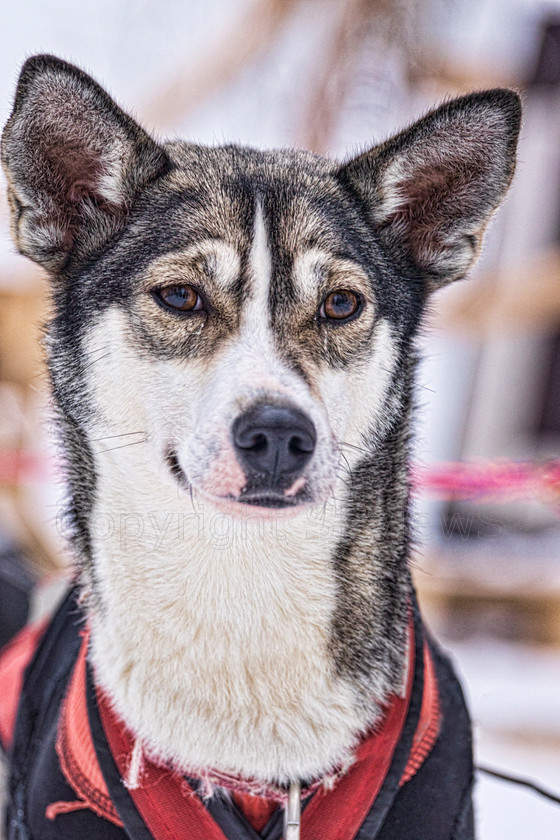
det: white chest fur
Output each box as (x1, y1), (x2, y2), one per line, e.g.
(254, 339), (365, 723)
(88, 456), (376, 783)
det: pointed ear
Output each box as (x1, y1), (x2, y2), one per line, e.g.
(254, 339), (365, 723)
(1, 55), (170, 273)
(338, 90), (521, 291)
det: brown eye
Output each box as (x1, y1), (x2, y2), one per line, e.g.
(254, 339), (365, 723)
(320, 289), (362, 322)
(154, 284), (203, 313)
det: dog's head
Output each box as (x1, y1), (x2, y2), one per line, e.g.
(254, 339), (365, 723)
(2, 56), (520, 526)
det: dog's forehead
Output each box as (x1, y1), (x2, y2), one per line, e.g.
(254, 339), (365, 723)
(160, 142), (359, 257)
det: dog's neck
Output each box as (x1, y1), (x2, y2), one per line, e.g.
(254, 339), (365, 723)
(82, 430), (411, 785)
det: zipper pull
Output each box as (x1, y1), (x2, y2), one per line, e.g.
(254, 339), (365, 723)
(283, 780), (301, 840)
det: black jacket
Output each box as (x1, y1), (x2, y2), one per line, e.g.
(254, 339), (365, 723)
(3, 589), (475, 840)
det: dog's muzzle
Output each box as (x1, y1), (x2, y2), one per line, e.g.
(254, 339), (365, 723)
(232, 404), (316, 505)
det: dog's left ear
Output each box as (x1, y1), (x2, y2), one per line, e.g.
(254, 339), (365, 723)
(338, 90), (521, 290)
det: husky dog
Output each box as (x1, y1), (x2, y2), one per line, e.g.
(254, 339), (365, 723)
(1, 55), (520, 840)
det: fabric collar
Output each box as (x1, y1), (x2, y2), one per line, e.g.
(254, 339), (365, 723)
(47, 619), (439, 839)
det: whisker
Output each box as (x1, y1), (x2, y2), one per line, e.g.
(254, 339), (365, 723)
(80, 352), (111, 372)
(27, 383), (45, 395)
(340, 452), (352, 475)
(86, 343), (111, 355)
(25, 370), (48, 382)
(339, 440), (369, 455)
(82, 344), (110, 360)
(97, 438), (147, 454)
(92, 431), (146, 442)
(335, 466), (351, 483)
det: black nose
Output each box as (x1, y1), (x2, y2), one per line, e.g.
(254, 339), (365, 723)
(232, 404), (316, 487)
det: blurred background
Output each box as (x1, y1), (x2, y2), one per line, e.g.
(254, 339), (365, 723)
(0, 0), (559, 835)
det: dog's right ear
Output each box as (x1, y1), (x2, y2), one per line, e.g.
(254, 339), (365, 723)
(1, 55), (170, 274)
